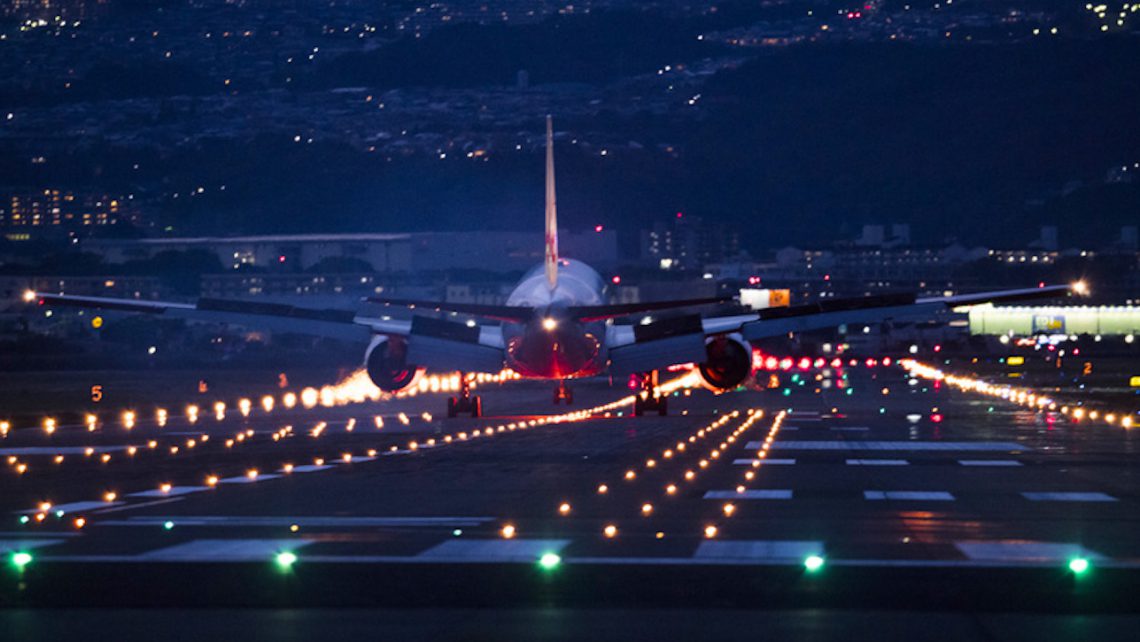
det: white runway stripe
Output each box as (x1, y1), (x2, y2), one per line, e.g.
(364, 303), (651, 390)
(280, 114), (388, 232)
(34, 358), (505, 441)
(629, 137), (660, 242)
(285, 464), (333, 473)
(846, 459), (909, 466)
(755, 441), (1029, 451)
(1021, 492), (1117, 502)
(704, 490), (793, 500)
(219, 474), (282, 484)
(137, 538), (312, 561)
(0, 539), (66, 553)
(694, 540), (823, 561)
(733, 458), (796, 465)
(128, 486), (211, 498)
(17, 500), (123, 515)
(958, 460), (1023, 467)
(864, 491), (955, 501)
(416, 539), (570, 562)
(105, 516), (495, 528)
(0, 446), (128, 455)
(955, 541), (1106, 562)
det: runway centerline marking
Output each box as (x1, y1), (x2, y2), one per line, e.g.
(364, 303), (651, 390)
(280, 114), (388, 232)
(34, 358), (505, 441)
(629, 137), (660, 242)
(704, 489), (793, 500)
(1021, 492), (1117, 502)
(864, 491), (955, 501)
(846, 459), (909, 466)
(757, 441), (1030, 451)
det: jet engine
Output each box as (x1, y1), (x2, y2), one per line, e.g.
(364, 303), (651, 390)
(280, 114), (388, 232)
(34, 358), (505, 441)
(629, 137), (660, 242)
(365, 336), (423, 392)
(697, 334), (753, 391)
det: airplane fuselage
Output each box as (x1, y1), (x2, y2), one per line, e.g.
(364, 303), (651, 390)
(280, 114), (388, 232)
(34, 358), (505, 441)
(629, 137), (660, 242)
(500, 259), (608, 379)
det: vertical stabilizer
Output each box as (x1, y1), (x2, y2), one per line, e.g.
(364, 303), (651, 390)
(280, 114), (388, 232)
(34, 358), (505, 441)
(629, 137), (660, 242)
(544, 115), (559, 291)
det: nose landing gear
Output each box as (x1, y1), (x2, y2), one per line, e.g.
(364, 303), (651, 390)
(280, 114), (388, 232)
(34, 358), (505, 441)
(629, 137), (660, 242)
(447, 373), (482, 418)
(633, 369), (668, 416)
(553, 380), (573, 405)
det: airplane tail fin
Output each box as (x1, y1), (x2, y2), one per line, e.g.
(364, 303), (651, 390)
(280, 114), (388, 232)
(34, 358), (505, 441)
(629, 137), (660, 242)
(544, 115), (559, 291)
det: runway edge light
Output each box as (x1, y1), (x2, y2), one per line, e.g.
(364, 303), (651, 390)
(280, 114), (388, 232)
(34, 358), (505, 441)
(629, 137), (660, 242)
(11, 551), (33, 569)
(1068, 557), (1090, 575)
(804, 555), (825, 572)
(538, 552), (562, 570)
(276, 551), (298, 569)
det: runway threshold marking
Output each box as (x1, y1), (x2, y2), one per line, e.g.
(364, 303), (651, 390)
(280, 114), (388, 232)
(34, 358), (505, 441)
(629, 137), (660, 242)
(958, 460), (1023, 466)
(416, 539), (571, 562)
(954, 541), (1107, 562)
(693, 540), (824, 561)
(136, 538), (313, 561)
(846, 459), (908, 466)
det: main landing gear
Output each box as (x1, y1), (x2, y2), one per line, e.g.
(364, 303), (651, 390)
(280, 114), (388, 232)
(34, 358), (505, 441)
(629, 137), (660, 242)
(553, 380), (574, 405)
(447, 373), (482, 418)
(633, 369), (668, 417)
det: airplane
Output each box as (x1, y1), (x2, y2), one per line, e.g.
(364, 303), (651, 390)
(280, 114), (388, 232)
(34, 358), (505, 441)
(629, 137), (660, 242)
(23, 116), (1081, 418)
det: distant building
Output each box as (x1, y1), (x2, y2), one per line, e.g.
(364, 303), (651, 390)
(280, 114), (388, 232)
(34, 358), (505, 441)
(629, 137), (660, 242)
(641, 215), (740, 271)
(0, 188), (143, 236)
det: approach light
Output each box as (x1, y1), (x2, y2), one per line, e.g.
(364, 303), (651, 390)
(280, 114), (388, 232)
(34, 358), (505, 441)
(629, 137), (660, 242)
(1071, 280), (1089, 296)
(804, 555), (825, 572)
(11, 551), (32, 569)
(541, 317), (558, 331)
(1068, 557), (1090, 574)
(276, 551), (298, 569)
(538, 552), (562, 570)
(22, 290), (36, 303)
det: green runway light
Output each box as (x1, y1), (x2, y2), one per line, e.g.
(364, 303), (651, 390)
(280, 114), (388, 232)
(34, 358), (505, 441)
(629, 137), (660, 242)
(452, 529), (463, 537)
(1068, 557), (1090, 574)
(163, 521), (175, 530)
(804, 555), (825, 572)
(538, 552), (562, 570)
(275, 551), (297, 569)
(18, 515), (29, 525)
(11, 551), (32, 569)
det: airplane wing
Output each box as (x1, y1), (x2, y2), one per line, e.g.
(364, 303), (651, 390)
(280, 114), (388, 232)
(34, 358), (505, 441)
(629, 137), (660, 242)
(26, 291), (409, 342)
(606, 283), (1077, 375)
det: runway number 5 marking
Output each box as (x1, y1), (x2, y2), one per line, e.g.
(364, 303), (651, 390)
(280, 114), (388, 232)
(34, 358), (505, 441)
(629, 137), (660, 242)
(91, 385), (103, 403)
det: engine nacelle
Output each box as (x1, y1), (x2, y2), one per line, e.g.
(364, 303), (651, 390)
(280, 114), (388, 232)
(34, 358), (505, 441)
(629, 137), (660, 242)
(697, 334), (753, 392)
(365, 336), (423, 392)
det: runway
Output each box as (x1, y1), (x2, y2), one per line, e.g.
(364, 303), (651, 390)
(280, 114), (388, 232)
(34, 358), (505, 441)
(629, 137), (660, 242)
(2, 359), (1140, 622)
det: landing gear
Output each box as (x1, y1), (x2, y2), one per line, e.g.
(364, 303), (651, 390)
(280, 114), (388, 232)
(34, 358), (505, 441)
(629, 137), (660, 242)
(447, 373), (482, 418)
(633, 370), (668, 417)
(553, 380), (574, 405)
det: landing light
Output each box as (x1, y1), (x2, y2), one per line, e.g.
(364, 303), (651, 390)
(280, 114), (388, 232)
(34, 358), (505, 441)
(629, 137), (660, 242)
(541, 317), (558, 331)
